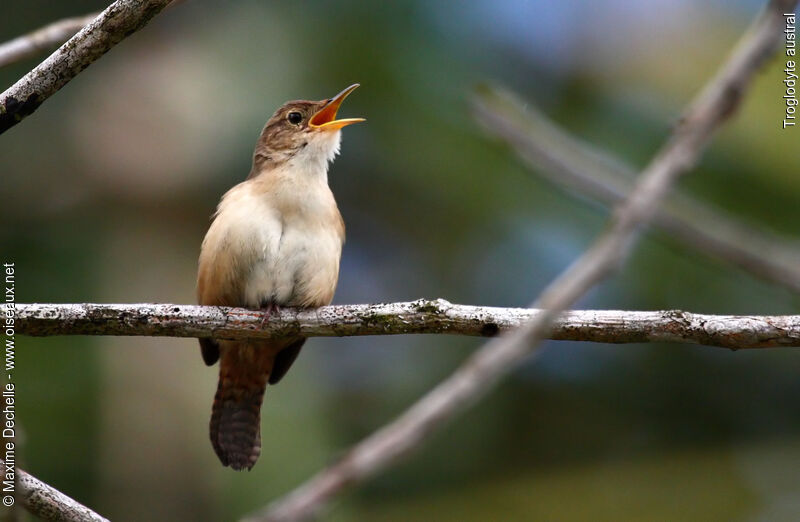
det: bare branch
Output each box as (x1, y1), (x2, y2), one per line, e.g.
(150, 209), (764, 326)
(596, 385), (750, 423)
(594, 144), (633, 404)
(0, 0), (172, 135)
(13, 301), (800, 350)
(0, 460), (110, 522)
(250, 2), (795, 521)
(0, 13), (99, 68)
(472, 87), (800, 294)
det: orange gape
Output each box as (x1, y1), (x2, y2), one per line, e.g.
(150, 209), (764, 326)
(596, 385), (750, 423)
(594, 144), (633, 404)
(197, 85), (363, 470)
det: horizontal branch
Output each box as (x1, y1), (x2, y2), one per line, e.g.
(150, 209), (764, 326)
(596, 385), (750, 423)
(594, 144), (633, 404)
(255, 2), (796, 520)
(14, 301), (800, 350)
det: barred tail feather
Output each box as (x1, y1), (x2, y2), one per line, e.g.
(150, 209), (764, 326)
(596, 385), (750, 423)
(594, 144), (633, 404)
(209, 341), (272, 471)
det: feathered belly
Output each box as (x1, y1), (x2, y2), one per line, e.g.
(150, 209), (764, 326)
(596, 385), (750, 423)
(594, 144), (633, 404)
(243, 225), (342, 308)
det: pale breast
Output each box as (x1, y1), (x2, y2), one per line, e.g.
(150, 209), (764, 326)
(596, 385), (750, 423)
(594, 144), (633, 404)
(198, 174), (344, 309)
(197, 182), (283, 307)
(267, 220), (343, 307)
(273, 169), (345, 307)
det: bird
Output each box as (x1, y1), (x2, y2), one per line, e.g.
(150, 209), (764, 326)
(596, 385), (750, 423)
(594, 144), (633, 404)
(196, 84), (364, 470)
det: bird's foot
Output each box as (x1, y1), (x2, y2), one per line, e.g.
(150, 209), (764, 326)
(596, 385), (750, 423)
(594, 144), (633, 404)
(259, 302), (280, 328)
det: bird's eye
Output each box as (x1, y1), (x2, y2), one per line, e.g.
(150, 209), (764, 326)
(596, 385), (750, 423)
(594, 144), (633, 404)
(287, 111), (303, 125)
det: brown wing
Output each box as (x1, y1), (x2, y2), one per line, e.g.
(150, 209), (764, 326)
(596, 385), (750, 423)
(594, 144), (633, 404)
(200, 338), (220, 366)
(197, 204), (248, 366)
(268, 338), (306, 384)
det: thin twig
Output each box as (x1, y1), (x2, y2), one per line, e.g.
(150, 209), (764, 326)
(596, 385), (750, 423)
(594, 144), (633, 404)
(472, 87), (800, 294)
(13, 301), (800, 350)
(0, 0), (172, 135)
(250, 2), (795, 521)
(0, 13), (100, 68)
(0, 460), (110, 522)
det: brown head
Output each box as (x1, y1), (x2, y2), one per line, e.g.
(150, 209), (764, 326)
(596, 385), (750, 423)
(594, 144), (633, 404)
(250, 84), (364, 176)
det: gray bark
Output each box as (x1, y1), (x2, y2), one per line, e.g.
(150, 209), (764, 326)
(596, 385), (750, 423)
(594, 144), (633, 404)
(15, 301), (800, 350)
(0, 0), (171, 134)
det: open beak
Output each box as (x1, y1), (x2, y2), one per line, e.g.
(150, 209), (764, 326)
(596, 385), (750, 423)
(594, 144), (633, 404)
(309, 84), (365, 130)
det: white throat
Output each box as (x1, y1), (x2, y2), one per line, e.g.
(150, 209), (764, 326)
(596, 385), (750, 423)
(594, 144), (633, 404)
(284, 129), (342, 183)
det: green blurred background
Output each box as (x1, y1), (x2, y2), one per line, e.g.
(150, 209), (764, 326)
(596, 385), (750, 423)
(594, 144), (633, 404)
(2, 1), (800, 520)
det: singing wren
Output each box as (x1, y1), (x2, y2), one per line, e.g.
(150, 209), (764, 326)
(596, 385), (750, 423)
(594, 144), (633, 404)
(197, 84), (364, 470)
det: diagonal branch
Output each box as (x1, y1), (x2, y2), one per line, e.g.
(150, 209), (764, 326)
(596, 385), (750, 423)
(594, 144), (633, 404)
(0, 0), (173, 135)
(1, 459), (110, 522)
(0, 12), (100, 68)
(250, 2), (795, 521)
(472, 87), (800, 294)
(14, 301), (800, 350)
